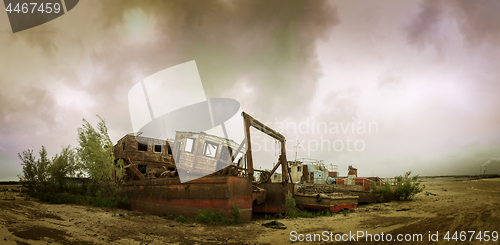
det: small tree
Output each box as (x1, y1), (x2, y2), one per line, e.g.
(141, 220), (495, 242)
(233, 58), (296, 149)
(370, 180), (392, 202)
(393, 171), (424, 200)
(37, 146), (51, 192)
(77, 116), (127, 207)
(49, 145), (78, 192)
(18, 146), (52, 193)
(18, 149), (37, 192)
(285, 192), (298, 218)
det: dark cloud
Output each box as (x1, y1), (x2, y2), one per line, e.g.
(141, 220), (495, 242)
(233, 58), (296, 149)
(3, 0), (500, 180)
(87, 0), (340, 122)
(451, 0), (500, 47)
(406, 0), (500, 50)
(3, 25), (58, 56)
(0, 1), (340, 180)
(0, 81), (62, 171)
(0, 82), (57, 137)
(405, 0), (448, 55)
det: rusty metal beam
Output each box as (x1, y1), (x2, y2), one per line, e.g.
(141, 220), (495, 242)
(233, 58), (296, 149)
(241, 112), (289, 183)
(281, 144), (289, 183)
(242, 112), (285, 142)
(232, 138), (246, 164)
(127, 158), (145, 180)
(269, 157), (281, 178)
(243, 114), (254, 179)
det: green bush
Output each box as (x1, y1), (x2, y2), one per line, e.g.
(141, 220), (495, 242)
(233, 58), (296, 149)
(18, 116), (129, 210)
(175, 215), (188, 223)
(370, 181), (392, 202)
(77, 117), (128, 206)
(393, 171), (424, 200)
(299, 211), (314, 218)
(288, 209), (299, 218)
(285, 193), (296, 210)
(318, 210), (336, 216)
(196, 210), (224, 224)
(231, 204), (241, 223)
(195, 205), (241, 225)
(285, 192), (299, 218)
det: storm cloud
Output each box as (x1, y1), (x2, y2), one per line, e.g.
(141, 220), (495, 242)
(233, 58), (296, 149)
(1, 0), (499, 180)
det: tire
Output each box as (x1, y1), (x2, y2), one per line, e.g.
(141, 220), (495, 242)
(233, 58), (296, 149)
(315, 194), (323, 202)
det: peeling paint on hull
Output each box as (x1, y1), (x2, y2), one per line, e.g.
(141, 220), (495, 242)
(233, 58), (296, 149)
(124, 176), (253, 221)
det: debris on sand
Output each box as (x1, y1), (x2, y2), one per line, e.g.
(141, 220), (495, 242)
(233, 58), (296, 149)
(262, 221), (286, 229)
(396, 208), (411, 212)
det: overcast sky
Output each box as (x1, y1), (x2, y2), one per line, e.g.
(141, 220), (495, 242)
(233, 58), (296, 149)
(1, 0), (500, 181)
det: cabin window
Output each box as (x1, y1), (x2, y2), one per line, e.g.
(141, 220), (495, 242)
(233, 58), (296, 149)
(138, 143), (148, 152)
(203, 141), (218, 158)
(154, 144), (162, 153)
(167, 145), (172, 155)
(184, 138), (195, 153)
(297, 166), (301, 172)
(122, 142), (125, 151)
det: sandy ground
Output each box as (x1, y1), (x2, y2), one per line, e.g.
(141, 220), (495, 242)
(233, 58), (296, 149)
(0, 178), (499, 245)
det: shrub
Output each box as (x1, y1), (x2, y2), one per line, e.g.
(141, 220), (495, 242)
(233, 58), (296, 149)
(18, 116), (130, 211)
(393, 171), (424, 200)
(175, 215), (188, 223)
(288, 209), (299, 218)
(196, 210), (224, 224)
(195, 205), (241, 225)
(285, 192), (298, 218)
(370, 181), (392, 202)
(285, 193), (296, 210)
(77, 117), (128, 206)
(18, 149), (37, 193)
(231, 204), (241, 224)
(298, 211), (314, 218)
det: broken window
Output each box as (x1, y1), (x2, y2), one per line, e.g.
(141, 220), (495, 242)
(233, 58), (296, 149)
(154, 144), (162, 153)
(167, 145), (172, 155)
(122, 142), (125, 151)
(184, 138), (195, 153)
(138, 143), (148, 152)
(203, 141), (218, 158)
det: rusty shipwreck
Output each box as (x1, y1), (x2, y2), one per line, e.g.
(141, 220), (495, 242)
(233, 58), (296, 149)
(114, 112), (294, 222)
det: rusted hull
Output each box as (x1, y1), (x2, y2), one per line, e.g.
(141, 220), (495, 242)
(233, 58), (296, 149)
(124, 176), (253, 222)
(252, 182), (294, 213)
(294, 193), (358, 212)
(352, 191), (378, 203)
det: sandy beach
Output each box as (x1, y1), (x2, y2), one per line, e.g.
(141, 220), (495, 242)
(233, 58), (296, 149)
(1, 178), (499, 244)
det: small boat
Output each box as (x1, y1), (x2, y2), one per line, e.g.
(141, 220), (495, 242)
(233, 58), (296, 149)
(294, 193), (358, 212)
